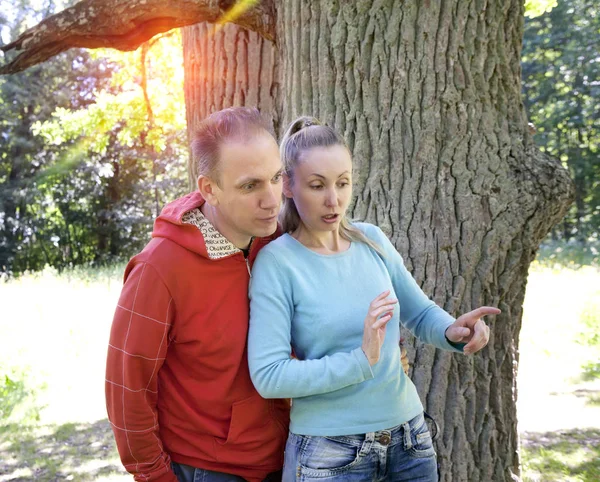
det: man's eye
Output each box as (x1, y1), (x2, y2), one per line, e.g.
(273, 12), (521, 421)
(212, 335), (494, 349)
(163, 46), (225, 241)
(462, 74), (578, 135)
(272, 173), (283, 182)
(242, 183), (255, 191)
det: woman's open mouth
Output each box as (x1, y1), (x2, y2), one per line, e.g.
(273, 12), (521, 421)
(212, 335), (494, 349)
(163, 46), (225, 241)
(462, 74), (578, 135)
(321, 214), (339, 224)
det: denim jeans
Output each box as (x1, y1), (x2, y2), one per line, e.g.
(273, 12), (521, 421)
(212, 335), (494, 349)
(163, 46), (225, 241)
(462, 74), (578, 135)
(282, 412), (438, 481)
(172, 462), (282, 482)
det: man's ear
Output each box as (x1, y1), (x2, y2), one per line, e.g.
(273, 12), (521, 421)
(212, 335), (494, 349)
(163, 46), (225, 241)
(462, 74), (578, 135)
(282, 174), (293, 199)
(197, 175), (220, 206)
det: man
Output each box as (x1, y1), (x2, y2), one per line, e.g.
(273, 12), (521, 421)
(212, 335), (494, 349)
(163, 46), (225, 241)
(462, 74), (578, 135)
(106, 107), (289, 482)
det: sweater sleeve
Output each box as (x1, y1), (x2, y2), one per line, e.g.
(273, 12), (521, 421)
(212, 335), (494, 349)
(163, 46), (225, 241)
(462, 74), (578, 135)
(105, 262), (178, 482)
(248, 250), (374, 399)
(366, 225), (464, 353)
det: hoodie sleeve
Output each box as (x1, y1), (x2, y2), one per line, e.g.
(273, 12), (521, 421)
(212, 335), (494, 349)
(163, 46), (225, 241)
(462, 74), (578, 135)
(362, 224), (464, 353)
(105, 262), (178, 482)
(248, 250), (374, 399)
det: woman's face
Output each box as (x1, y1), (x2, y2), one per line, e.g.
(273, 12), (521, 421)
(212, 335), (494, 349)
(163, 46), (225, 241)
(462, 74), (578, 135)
(284, 144), (353, 235)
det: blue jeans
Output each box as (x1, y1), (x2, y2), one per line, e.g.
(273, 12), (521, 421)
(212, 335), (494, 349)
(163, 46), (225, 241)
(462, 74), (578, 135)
(172, 462), (282, 482)
(282, 412), (438, 481)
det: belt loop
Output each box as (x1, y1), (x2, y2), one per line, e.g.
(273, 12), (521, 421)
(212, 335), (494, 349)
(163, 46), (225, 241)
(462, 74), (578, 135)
(402, 421), (412, 450)
(423, 410), (440, 441)
(359, 432), (375, 457)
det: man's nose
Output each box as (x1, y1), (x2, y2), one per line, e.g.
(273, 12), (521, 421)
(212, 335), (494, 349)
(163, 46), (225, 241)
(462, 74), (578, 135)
(261, 183), (280, 210)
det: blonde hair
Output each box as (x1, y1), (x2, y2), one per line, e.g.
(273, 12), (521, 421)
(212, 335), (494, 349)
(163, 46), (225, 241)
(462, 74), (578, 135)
(280, 116), (384, 256)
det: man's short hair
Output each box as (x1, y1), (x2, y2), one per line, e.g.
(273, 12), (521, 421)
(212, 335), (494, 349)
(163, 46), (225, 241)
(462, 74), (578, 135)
(190, 107), (274, 184)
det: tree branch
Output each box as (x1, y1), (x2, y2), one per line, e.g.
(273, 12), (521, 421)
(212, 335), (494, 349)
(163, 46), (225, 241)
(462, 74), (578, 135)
(0, 0), (275, 75)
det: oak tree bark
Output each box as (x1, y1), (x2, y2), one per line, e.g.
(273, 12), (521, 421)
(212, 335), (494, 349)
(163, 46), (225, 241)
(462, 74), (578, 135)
(2, 1), (574, 480)
(183, 5), (573, 478)
(182, 21), (277, 185)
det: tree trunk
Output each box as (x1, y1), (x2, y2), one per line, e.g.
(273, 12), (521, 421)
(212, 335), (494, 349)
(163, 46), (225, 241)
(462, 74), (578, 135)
(183, 2), (573, 481)
(182, 22), (278, 187)
(274, 1), (572, 480)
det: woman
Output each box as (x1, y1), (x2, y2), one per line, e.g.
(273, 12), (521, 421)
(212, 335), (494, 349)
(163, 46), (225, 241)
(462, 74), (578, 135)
(247, 117), (499, 481)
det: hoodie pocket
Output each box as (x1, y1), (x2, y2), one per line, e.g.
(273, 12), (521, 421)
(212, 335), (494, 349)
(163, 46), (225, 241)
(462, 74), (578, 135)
(224, 396), (270, 444)
(213, 396), (288, 467)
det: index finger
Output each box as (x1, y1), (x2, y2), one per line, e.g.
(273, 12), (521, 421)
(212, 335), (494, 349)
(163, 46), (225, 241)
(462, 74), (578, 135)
(466, 306), (501, 320)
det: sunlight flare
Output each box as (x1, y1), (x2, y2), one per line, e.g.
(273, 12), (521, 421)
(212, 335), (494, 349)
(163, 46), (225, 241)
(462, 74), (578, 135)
(214, 0), (260, 34)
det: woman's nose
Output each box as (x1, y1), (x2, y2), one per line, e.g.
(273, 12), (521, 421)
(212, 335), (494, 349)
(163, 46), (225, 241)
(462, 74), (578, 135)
(324, 189), (337, 207)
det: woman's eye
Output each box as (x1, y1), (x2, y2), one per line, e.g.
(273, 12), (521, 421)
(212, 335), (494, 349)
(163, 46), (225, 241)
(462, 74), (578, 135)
(310, 185), (323, 190)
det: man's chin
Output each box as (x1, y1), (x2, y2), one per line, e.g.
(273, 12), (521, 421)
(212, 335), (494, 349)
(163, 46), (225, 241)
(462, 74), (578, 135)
(251, 221), (278, 238)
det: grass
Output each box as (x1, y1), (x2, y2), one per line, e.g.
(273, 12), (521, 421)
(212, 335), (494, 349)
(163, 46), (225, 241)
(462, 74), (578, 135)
(0, 421), (126, 481)
(521, 429), (600, 482)
(577, 297), (600, 385)
(0, 265), (129, 481)
(0, 261), (599, 481)
(536, 239), (600, 269)
(519, 262), (600, 481)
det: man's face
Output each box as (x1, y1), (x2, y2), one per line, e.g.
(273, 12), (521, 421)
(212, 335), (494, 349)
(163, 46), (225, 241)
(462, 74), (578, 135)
(209, 132), (283, 248)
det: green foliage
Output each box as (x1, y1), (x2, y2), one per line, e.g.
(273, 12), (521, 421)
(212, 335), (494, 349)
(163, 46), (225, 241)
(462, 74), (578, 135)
(0, 366), (41, 424)
(0, 2), (188, 276)
(536, 239), (600, 268)
(525, 0), (558, 18)
(34, 31), (187, 156)
(0, 47), (110, 274)
(522, 0), (600, 244)
(0, 371), (27, 420)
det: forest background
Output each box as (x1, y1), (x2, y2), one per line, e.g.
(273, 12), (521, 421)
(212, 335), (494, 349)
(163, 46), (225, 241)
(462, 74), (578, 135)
(0, 0), (598, 275)
(0, 0), (599, 481)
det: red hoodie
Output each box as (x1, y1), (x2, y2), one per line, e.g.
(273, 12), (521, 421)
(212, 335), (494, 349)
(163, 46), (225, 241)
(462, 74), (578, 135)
(106, 192), (289, 482)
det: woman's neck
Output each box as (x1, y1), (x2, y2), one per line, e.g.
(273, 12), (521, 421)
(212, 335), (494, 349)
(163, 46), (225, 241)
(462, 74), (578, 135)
(291, 223), (350, 254)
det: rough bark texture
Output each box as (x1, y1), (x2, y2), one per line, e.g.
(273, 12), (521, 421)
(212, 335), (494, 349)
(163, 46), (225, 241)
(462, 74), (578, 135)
(0, 0), (275, 75)
(182, 21), (277, 185)
(274, 1), (573, 481)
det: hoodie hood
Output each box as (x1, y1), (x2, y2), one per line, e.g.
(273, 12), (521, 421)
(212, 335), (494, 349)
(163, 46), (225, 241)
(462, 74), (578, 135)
(151, 191), (280, 261)
(152, 191), (213, 258)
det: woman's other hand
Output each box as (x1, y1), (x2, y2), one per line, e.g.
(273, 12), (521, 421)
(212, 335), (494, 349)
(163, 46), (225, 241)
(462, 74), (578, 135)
(400, 338), (409, 375)
(362, 290), (397, 366)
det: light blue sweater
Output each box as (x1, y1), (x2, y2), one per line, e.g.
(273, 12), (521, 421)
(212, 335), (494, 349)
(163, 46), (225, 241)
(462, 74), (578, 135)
(248, 223), (462, 436)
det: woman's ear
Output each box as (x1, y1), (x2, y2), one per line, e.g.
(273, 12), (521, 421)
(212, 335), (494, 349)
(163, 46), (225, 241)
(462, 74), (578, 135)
(282, 174), (294, 199)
